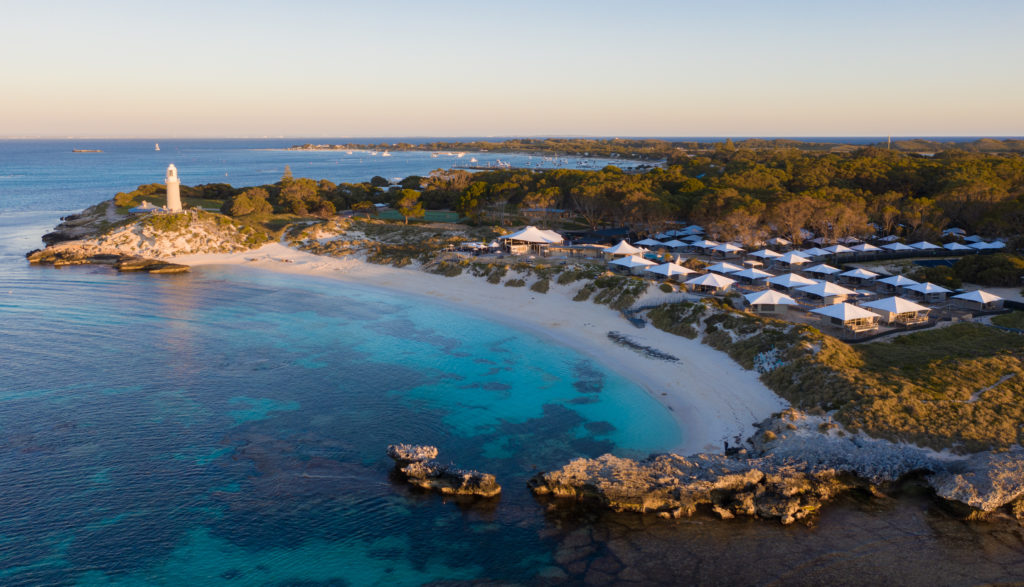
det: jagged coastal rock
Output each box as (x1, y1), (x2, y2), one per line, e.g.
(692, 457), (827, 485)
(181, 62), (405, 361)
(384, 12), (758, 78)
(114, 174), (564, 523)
(386, 443), (440, 464)
(530, 410), (1024, 524)
(386, 444), (501, 498)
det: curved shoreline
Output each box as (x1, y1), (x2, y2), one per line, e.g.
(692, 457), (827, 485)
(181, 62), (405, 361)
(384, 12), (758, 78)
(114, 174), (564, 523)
(173, 243), (788, 455)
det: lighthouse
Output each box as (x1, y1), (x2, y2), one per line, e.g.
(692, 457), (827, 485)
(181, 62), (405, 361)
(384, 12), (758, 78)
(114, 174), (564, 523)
(165, 164), (182, 212)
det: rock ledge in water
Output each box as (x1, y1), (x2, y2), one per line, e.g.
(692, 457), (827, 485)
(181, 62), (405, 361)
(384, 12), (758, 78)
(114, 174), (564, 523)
(387, 444), (501, 498)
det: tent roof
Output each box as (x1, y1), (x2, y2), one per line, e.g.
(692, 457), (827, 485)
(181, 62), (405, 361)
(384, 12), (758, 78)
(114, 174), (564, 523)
(776, 252), (811, 264)
(605, 240), (643, 255)
(744, 289), (798, 306)
(749, 248), (782, 259)
(499, 225), (563, 244)
(952, 289), (1003, 303)
(691, 239), (720, 248)
(905, 280), (950, 292)
(706, 262), (744, 274)
(798, 281), (857, 297)
(801, 247), (831, 257)
(805, 263), (841, 275)
(767, 237), (791, 245)
(943, 242), (973, 250)
(609, 255), (656, 268)
(635, 238), (664, 246)
(877, 275), (919, 286)
(909, 241), (940, 250)
(645, 262), (696, 277)
(811, 302), (879, 321)
(712, 243), (745, 253)
(850, 243), (882, 252)
(824, 244), (853, 254)
(685, 273), (736, 288)
(862, 296), (930, 314)
(839, 268), (879, 279)
(767, 272), (818, 287)
(661, 239), (687, 248)
(733, 267), (774, 280)
(882, 242), (913, 251)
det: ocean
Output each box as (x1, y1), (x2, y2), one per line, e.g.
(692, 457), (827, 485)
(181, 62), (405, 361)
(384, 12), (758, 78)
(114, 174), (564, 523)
(1, 139), (1023, 585)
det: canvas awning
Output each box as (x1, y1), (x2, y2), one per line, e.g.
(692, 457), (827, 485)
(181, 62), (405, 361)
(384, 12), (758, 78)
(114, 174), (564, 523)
(499, 225), (563, 244)
(604, 240), (643, 255)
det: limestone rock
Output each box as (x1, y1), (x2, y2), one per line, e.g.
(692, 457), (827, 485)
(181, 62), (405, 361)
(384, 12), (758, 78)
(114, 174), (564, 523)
(400, 461), (501, 498)
(386, 444), (439, 464)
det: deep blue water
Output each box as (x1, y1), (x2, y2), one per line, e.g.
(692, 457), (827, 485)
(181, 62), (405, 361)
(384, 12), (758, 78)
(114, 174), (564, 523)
(3, 140), (1024, 585)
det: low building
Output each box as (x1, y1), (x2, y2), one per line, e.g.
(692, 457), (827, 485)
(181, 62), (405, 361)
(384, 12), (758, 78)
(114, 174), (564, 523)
(951, 290), (1004, 312)
(876, 275), (919, 294)
(684, 272), (736, 295)
(744, 289), (798, 315)
(838, 267), (879, 286)
(609, 255), (657, 275)
(796, 281), (857, 305)
(498, 225), (563, 255)
(767, 272), (818, 292)
(903, 281), (952, 303)
(644, 262), (696, 282)
(811, 302), (879, 335)
(861, 296), (931, 325)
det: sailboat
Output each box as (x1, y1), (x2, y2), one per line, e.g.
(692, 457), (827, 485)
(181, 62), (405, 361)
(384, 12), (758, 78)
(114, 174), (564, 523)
(155, 143), (160, 151)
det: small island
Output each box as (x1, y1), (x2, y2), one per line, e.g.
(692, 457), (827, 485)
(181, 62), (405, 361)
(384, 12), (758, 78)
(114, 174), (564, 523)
(28, 142), (1024, 525)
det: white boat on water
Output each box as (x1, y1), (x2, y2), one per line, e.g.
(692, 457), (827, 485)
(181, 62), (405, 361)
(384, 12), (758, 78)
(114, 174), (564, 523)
(431, 153), (439, 158)
(457, 152), (465, 158)
(154, 143), (160, 151)
(381, 151), (391, 157)
(370, 151), (378, 156)
(346, 150), (353, 155)
(470, 157), (477, 163)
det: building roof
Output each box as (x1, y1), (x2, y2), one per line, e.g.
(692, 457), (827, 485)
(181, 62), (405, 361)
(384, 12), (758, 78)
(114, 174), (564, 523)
(951, 289), (1003, 303)
(824, 244), (854, 254)
(838, 268), (879, 279)
(634, 238), (664, 246)
(882, 242), (914, 251)
(876, 275), (919, 287)
(645, 262), (696, 277)
(850, 243), (882, 252)
(862, 296), (930, 315)
(744, 289), (798, 306)
(604, 240), (644, 255)
(797, 281), (857, 297)
(691, 239), (720, 248)
(805, 263), (841, 275)
(801, 247), (831, 257)
(811, 302), (879, 321)
(909, 241), (941, 250)
(732, 267), (774, 280)
(748, 248), (782, 259)
(609, 255), (657, 268)
(767, 237), (791, 246)
(499, 225), (563, 244)
(661, 239), (687, 248)
(712, 242), (745, 254)
(684, 273), (736, 288)
(705, 262), (744, 274)
(904, 282), (952, 294)
(767, 272), (818, 288)
(943, 242), (973, 251)
(776, 251), (811, 265)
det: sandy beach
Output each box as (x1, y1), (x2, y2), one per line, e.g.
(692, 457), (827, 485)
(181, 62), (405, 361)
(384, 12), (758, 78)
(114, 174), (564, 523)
(174, 243), (788, 456)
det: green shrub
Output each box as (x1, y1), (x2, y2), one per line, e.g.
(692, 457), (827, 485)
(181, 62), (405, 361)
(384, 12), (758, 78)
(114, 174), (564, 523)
(659, 283), (673, 293)
(530, 278), (550, 293)
(954, 254), (1024, 286)
(911, 265), (962, 289)
(504, 278), (526, 287)
(573, 284), (595, 301)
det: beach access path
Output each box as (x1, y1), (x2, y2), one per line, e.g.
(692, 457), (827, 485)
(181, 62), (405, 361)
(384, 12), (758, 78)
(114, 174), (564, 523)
(173, 243), (788, 456)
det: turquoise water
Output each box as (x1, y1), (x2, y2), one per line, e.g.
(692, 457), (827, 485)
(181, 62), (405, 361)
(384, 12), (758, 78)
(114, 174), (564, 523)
(4, 141), (1024, 585)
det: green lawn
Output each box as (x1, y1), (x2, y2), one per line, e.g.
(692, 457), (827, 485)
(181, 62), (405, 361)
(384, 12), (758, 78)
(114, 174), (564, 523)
(992, 312), (1024, 330)
(375, 210), (461, 223)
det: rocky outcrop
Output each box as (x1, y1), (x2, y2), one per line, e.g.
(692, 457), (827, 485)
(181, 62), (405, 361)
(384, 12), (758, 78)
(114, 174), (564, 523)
(530, 410), (1024, 524)
(26, 246), (189, 274)
(930, 450), (1024, 515)
(529, 453), (851, 525)
(386, 444), (501, 498)
(386, 443), (439, 465)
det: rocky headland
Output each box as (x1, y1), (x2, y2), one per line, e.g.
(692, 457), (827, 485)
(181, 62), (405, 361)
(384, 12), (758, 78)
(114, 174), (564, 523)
(530, 409), (1024, 524)
(27, 202), (270, 273)
(387, 444), (501, 498)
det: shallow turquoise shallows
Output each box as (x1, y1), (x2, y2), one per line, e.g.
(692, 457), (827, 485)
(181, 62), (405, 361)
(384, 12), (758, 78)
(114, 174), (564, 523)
(0, 242), (680, 584)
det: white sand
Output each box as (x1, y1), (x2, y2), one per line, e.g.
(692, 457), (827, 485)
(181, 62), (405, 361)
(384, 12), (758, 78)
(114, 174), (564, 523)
(174, 244), (788, 455)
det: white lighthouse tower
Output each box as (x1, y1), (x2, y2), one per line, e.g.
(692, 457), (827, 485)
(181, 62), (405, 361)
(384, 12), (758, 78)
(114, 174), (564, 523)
(165, 164), (182, 212)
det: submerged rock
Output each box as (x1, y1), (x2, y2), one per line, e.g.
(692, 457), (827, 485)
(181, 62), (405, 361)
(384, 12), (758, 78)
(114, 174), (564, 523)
(386, 444), (500, 498)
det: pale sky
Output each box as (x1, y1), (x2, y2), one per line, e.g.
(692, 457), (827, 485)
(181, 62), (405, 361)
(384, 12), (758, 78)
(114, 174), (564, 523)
(1, 0), (1021, 137)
